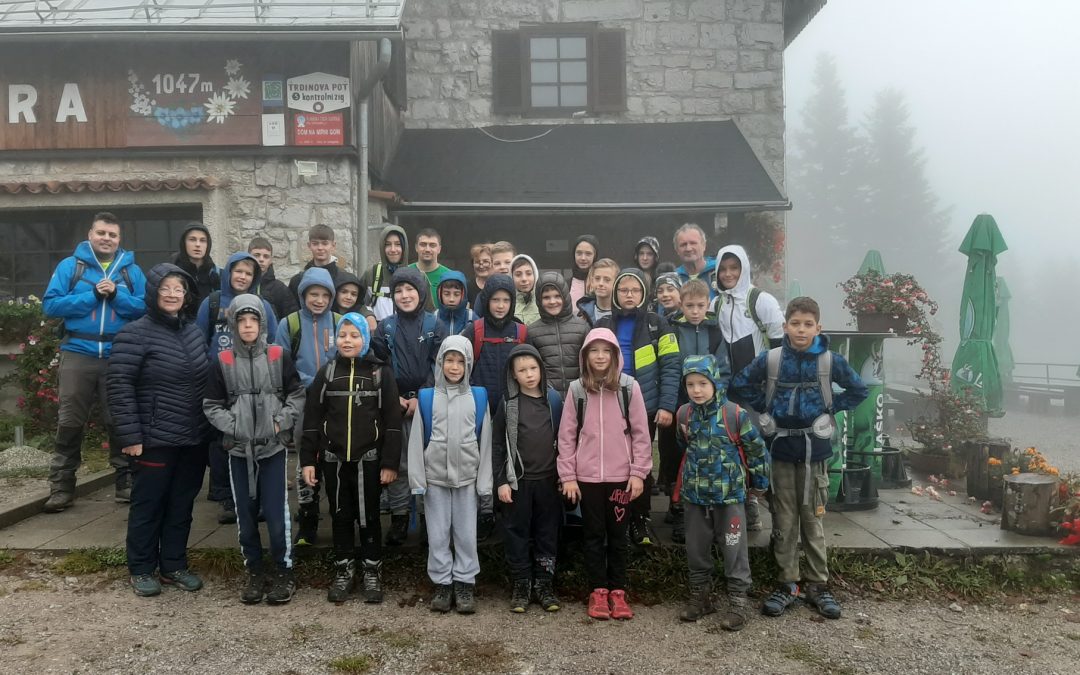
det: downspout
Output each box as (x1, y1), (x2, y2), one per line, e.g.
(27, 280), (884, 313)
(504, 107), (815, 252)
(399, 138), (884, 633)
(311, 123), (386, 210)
(351, 37), (393, 275)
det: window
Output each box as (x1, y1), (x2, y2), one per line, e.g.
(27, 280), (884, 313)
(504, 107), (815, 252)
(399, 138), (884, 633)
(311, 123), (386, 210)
(492, 26), (626, 115)
(0, 206), (201, 299)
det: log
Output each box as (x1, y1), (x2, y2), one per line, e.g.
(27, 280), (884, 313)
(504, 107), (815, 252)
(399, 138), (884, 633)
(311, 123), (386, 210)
(1000, 473), (1059, 536)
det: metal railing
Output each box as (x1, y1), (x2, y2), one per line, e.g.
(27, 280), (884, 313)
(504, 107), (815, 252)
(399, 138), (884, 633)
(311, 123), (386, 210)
(1009, 362), (1080, 389)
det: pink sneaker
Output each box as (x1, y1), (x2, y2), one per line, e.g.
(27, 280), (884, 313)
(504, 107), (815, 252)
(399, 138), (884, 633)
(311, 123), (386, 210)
(587, 588), (610, 620)
(609, 589), (634, 620)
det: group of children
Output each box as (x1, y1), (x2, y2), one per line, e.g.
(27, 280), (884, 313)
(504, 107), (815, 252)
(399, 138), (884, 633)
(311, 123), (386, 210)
(194, 224), (867, 629)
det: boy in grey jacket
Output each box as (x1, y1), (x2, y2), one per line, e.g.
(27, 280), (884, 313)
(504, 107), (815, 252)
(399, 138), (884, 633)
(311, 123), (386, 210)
(204, 294), (305, 605)
(408, 335), (493, 614)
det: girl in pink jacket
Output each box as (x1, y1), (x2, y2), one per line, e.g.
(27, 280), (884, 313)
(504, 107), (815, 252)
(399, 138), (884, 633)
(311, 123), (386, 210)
(558, 328), (652, 621)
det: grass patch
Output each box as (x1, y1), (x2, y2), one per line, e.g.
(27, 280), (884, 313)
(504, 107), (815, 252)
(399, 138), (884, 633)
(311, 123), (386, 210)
(780, 642), (855, 675)
(289, 622), (324, 642)
(14, 579), (51, 592)
(52, 547), (126, 576)
(377, 629), (421, 650)
(426, 639), (511, 674)
(854, 626), (878, 640)
(187, 548), (244, 578)
(0, 466), (48, 479)
(327, 654), (377, 674)
(0, 550), (15, 569)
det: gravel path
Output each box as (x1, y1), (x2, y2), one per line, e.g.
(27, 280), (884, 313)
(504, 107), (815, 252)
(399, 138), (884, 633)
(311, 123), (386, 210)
(0, 564), (1076, 674)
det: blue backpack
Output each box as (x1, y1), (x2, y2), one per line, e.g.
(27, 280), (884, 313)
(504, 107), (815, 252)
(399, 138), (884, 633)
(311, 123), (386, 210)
(417, 386), (488, 446)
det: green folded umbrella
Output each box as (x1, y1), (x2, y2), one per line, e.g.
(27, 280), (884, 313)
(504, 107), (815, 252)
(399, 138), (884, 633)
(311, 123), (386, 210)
(858, 249), (886, 275)
(994, 277), (1015, 384)
(951, 214), (1008, 417)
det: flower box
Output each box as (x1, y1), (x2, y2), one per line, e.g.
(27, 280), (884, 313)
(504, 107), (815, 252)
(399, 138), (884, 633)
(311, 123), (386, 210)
(904, 447), (966, 479)
(964, 440), (1009, 504)
(856, 312), (908, 335)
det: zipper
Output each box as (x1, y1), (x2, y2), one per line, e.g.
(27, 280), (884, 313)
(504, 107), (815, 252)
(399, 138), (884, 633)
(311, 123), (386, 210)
(555, 321), (566, 389)
(598, 389), (604, 481)
(310, 318), (320, 371)
(95, 252), (116, 358)
(346, 359), (355, 461)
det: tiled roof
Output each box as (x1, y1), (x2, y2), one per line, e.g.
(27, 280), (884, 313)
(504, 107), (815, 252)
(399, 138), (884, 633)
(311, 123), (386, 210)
(0, 177), (225, 194)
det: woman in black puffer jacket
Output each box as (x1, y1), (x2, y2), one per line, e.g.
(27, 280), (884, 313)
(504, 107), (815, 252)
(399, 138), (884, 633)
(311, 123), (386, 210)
(526, 271), (589, 398)
(107, 263), (210, 598)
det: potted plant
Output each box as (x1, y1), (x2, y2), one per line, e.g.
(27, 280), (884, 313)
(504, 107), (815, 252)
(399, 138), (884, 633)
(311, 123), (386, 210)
(905, 382), (988, 478)
(986, 446), (1059, 508)
(838, 269), (938, 335)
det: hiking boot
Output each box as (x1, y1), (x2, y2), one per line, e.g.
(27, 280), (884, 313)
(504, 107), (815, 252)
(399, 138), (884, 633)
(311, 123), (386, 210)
(114, 472), (132, 504)
(218, 500), (237, 525)
(294, 506), (318, 546)
(130, 573), (161, 597)
(43, 491), (74, 513)
(534, 577), (561, 612)
(587, 588), (610, 620)
(746, 495), (762, 532)
(361, 559), (384, 604)
(327, 559), (355, 603)
(629, 515), (654, 547)
(804, 584), (842, 619)
(509, 578), (530, 613)
(430, 583), (453, 613)
(679, 583), (715, 622)
(160, 569), (203, 592)
(608, 589), (634, 620)
(454, 581), (476, 614)
(266, 569), (296, 605)
(384, 514), (408, 546)
(240, 571), (265, 604)
(477, 512), (496, 542)
(762, 582), (800, 617)
(719, 592), (750, 631)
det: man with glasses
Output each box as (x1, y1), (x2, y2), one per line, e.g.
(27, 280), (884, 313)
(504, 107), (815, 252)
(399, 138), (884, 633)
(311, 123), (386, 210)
(42, 212), (148, 512)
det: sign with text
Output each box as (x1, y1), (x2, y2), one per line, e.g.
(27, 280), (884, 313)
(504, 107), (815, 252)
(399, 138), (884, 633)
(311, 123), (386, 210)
(292, 113), (344, 146)
(286, 72), (350, 113)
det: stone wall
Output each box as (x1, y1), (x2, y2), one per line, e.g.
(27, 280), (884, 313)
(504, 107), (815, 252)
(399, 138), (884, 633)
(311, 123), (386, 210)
(402, 0), (785, 184)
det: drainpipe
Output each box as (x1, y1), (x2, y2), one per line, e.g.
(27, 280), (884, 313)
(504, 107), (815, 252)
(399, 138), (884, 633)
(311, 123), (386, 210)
(352, 37), (393, 275)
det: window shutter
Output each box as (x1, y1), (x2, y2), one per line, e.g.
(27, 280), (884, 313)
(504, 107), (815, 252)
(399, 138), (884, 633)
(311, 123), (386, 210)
(492, 30), (524, 113)
(383, 38), (408, 111)
(592, 29), (626, 112)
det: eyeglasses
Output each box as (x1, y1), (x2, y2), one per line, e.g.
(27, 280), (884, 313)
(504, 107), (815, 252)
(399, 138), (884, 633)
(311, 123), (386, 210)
(158, 287), (187, 297)
(617, 288), (643, 296)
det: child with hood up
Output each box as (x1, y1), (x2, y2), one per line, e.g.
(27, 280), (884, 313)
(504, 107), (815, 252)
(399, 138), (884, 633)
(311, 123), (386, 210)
(408, 335), (493, 614)
(364, 223), (409, 321)
(510, 254), (541, 326)
(435, 270), (475, 335)
(633, 236), (660, 296)
(569, 235), (599, 308)
(334, 270), (377, 332)
(526, 270), (589, 398)
(172, 221), (219, 311)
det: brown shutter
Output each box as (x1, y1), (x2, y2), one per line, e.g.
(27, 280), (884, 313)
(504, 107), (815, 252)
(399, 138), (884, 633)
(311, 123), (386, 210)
(592, 29), (626, 112)
(383, 38), (408, 111)
(492, 30), (524, 114)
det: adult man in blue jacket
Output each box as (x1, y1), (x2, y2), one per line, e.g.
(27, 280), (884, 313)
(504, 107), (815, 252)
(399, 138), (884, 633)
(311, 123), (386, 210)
(42, 212), (147, 512)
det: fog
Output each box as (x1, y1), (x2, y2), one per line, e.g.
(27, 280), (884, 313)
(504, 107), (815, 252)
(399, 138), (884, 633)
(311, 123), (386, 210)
(783, 0), (1080, 371)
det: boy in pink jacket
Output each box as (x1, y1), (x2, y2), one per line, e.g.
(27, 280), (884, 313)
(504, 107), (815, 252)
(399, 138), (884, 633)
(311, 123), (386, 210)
(559, 328), (653, 621)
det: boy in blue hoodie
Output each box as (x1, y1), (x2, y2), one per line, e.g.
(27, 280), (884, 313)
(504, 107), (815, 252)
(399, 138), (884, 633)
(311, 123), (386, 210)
(435, 270), (474, 335)
(196, 251), (279, 524)
(731, 296), (868, 620)
(275, 267), (339, 546)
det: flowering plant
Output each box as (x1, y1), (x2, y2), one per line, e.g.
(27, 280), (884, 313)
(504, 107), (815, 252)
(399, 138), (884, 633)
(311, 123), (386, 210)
(839, 269), (939, 332)
(740, 212), (785, 284)
(0, 295), (47, 344)
(1052, 472), (1080, 545)
(988, 446), (1060, 478)
(0, 299), (62, 436)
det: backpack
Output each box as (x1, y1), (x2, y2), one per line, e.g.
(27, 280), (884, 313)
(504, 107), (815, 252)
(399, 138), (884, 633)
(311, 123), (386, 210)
(207, 290), (228, 344)
(470, 318), (527, 362)
(381, 312), (439, 374)
(317, 358), (382, 407)
(285, 310), (344, 355)
(568, 374), (634, 441)
(763, 346), (834, 412)
(217, 345), (285, 404)
(370, 262), (387, 298)
(69, 259), (134, 294)
(672, 399), (744, 504)
(416, 386), (488, 446)
(714, 287), (766, 338)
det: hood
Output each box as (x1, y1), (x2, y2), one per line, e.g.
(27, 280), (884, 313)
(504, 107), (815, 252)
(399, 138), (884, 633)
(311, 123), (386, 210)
(510, 253), (539, 297)
(783, 332), (830, 355)
(389, 266), (429, 317)
(437, 268), (468, 296)
(477, 274), (516, 326)
(379, 223), (409, 267)
(297, 266), (336, 313)
(435, 335), (474, 391)
(635, 236), (660, 269)
(613, 267), (647, 312)
(226, 293), (268, 352)
(334, 270), (366, 311)
(145, 262), (196, 322)
(175, 222), (213, 267)
(571, 235), (599, 279)
(715, 244), (752, 299)
(222, 251), (263, 298)
(74, 240), (131, 270)
(682, 354), (727, 404)
(335, 312), (372, 359)
(503, 343), (547, 400)
(578, 327), (625, 375)
(536, 270), (571, 320)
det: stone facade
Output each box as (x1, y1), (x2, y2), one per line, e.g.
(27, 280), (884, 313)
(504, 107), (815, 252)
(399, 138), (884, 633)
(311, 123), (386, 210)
(402, 0), (786, 185)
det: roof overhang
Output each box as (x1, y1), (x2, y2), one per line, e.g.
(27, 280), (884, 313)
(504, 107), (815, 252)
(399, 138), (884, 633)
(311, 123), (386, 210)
(385, 120), (790, 216)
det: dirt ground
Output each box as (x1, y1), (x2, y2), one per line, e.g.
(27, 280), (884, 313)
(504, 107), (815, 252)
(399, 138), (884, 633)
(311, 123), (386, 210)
(0, 556), (1077, 675)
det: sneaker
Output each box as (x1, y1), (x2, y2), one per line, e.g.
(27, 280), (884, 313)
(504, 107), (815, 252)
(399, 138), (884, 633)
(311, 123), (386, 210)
(477, 512), (496, 542)
(327, 559), (355, 603)
(587, 588), (610, 620)
(719, 592), (749, 631)
(266, 569), (296, 605)
(160, 569), (203, 592)
(679, 583), (715, 622)
(454, 581), (476, 614)
(509, 578), (530, 613)
(240, 571), (265, 604)
(629, 515), (654, 547)
(430, 583), (453, 613)
(804, 584), (842, 619)
(130, 573), (161, 597)
(384, 514), (408, 546)
(218, 500), (237, 525)
(43, 491), (74, 513)
(608, 589), (634, 620)
(534, 577), (560, 612)
(361, 560), (383, 604)
(746, 495), (762, 532)
(762, 582), (800, 617)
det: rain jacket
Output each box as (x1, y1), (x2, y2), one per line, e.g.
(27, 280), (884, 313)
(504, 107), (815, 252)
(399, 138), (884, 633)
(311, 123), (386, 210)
(435, 269), (475, 335)
(492, 344), (563, 491)
(171, 222), (219, 309)
(510, 253), (541, 326)
(408, 335), (493, 495)
(596, 268), (681, 415)
(333, 270), (374, 320)
(526, 271), (589, 397)
(107, 264), (209, 449)
(364, 223), (409, 321)
(203, 294), (305, 495)
(676, 255), (718, 299)
(372, 267), (444, 395)
(667, 310), (732, 402)
(275, 267), (338, 387)
(569, 234), (598, 308)
(557, 328), (652, 485)
(196, 252), (278, 361)
(460, 274), (526, 413)
(675, 355), (768, 506)
(713, 244), (785, 378)
(44, 241), (148, 359)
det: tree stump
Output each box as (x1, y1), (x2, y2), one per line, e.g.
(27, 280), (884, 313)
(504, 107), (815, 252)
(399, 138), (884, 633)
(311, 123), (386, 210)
(1000, 473), (1059, 536)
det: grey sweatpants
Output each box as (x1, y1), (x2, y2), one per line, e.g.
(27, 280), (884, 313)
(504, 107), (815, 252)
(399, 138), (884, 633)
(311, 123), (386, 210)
(685, 502), (752, 592)
(424, 484), (479, 585)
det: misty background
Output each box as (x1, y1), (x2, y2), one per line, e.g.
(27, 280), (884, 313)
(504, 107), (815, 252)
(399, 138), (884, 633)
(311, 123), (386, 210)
(782, 0), (1079, 381)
